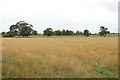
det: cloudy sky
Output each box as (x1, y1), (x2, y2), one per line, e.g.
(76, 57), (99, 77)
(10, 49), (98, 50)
(0, 0), (119, 33)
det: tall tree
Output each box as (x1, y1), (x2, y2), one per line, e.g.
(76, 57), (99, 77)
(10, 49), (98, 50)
(9, 25), (18, 32)
(2, 32), (6, 37)
(61, 29), (66, 35)
(19, 26), (33, 36)
(76, 30), (82, 35)
(9, 21), (33, 36)
(99, 26), (109, 37)
(54, 30), (61, 36)
(32, 30), (38, 35)
(83, 29), (90, 37)
(43, 28), (53, 36)
(64, 30), (73, 35)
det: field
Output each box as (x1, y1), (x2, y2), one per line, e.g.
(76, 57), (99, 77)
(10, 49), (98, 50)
(2, 36), (118, 78)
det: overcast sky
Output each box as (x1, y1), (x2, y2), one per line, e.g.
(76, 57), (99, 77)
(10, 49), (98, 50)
(0, 0), (119, 33)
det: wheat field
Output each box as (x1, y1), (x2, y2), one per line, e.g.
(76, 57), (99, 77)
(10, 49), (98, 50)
(2, 36), (118, 78)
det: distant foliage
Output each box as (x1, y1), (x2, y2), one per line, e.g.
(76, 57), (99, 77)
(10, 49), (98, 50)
(43, 29), (76, 36)
(61, 29), (66, 35)
(2, 21), (38, 37)
(83, 29), (90, 37)
(65, 30), (73, 35)
(99, 26), (110, 37)
(32, 30), (38, 35)
(76, 30), (83, 35)
(2, 21), (113, 38)
(2, 31), (17, 37)
(43, 28), (54, 36)
(10, 21), (33, 37)
(2, 32), (5, 36)
(54, 30), (61, 36)
(19, 26), (33, 36)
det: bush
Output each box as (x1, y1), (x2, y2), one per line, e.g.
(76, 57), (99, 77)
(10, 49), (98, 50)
(2, 31), (16, 37)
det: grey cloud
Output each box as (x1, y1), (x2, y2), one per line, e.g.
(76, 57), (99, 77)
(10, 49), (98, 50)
(93, 0), (118, 12)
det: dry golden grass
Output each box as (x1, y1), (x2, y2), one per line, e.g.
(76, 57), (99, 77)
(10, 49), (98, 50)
(2, 36), (118, 78)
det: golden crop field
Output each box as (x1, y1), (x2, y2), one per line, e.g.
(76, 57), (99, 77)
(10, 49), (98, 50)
(2, 36), (118, 78)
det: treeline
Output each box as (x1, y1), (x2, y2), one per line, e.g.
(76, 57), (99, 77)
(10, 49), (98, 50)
(43, 28), (90, 36)
(1, 21), (114, 37)
(43, 28), (118, 37)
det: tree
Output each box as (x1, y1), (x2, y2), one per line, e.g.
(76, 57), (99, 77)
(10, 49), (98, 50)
(19, 26), (33, 36)
(76, 30), (82, 35)
(9, 25), (18, 32)
(43, 28), (53, 36)
(9, 21), (34, 36)
(2, 32), (5, 37)
(54, 30), (61, 36)
(64, 30), (73, 35)
(99, 26), (109, 37)
(65, 30), (69, 35)
(68, 30), (73, 35)
(32, 30), (38, 35)
(2, 31), (16, 37)
(61, 29), (66, 35)
(83, 29), (90, 37)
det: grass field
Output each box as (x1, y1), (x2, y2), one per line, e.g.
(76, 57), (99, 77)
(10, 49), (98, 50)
(2, 36), (118, 78)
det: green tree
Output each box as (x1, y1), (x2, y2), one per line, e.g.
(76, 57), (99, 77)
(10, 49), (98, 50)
(65, 30), (73, 35)
(54, 30), (61, 36)
(10, 21), (33, 36)
(9, 25), (18, 32)
(43, 28), (53, 36)
(61, 29), (66, 35)
(99, 26), (109, 37)
(32, 30), (38, 35)
(76, 30), (82, 35)
(2, 32), (5, 37)
(3, 31), (16, 37)
(19, 26), (33, 36)
(83, 29), (90, 37)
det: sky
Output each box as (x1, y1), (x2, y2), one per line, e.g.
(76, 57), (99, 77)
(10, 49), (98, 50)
(0, 0), (119, 34)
